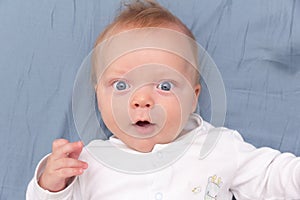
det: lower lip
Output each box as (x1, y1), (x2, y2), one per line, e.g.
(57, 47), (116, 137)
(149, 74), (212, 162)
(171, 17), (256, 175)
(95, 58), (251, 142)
(132, 124), (156, 135)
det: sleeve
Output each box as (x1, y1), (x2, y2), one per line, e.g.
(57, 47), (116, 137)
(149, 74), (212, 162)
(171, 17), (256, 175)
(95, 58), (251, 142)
(230, 131), (300, 199)
(26, 154), (80, 200)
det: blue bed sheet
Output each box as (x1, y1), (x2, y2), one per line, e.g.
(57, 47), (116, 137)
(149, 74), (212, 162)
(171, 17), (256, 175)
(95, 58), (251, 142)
(0, 0), (299, 199)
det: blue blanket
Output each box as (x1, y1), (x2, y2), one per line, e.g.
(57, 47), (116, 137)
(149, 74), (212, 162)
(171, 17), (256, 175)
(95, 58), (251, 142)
(0, 0), (299, 199)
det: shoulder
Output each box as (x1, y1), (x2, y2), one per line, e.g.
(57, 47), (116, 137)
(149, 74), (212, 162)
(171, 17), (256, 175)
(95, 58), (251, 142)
(192, 117), (245, 159)
(189, 113), (242, 142)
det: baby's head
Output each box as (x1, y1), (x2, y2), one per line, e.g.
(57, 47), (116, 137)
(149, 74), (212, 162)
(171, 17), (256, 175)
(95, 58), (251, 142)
(93, 0), (201, 152)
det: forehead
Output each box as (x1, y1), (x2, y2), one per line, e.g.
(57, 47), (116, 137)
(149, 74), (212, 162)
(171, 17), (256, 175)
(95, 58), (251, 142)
(101, 49), (198, 86)
(107, 49), (187, 73)
(92, 27), (198, 83)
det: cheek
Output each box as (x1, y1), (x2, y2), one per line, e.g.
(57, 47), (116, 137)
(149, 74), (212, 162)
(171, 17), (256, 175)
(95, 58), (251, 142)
(164, 90), (195, 129)
(160, 98), (182, 124)
(96, 86), (112, 111)
(96, 88), (104, 110)
(96, 89), (113, 123)
(100, 105), (121, 136)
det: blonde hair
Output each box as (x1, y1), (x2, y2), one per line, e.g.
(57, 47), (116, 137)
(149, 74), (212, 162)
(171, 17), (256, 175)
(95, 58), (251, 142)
(92, 0), (200, 85)
(95, 0), (196, 45)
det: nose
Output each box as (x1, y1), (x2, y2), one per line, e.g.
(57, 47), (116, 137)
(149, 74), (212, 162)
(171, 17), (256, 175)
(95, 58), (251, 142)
(130, 87), (154, 109)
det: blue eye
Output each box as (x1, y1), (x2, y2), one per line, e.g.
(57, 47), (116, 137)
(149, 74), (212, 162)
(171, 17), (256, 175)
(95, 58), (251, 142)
(113, 80), (130, 91)
(157, 81), (173, 91)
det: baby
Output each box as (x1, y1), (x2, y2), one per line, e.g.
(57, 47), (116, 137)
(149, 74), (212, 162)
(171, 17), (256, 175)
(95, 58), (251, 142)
(27, 1), (300, 199)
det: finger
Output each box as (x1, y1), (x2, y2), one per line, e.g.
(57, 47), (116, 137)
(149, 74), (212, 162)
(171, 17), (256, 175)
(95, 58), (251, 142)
(52, 139), (69, 152)
(53, 158), (88, 171)
(56, 167), (85, 179)
(52, 141), (83, 159)
(69, 141), (84, 160)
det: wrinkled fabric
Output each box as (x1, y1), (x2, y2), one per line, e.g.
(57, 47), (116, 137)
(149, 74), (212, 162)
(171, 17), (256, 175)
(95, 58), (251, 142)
(26, 115), (300, 200)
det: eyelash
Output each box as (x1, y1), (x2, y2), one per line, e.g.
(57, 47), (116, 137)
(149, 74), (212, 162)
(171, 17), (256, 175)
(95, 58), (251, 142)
(112, 80), (130, 91)
(156, 81), (174, 91)
(111, 80), (176, 92)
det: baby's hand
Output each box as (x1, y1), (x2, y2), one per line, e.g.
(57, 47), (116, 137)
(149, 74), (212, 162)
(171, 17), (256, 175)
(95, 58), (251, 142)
(38, 139), (88, 192)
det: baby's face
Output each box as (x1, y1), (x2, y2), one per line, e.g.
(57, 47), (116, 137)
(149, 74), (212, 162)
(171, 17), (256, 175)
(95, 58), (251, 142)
(95, 48), (200, 152)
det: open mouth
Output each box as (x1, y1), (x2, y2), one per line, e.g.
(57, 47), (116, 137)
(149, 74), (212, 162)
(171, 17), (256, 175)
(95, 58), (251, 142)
(132, 120), (155, 135)
(135, 120), (151, 127)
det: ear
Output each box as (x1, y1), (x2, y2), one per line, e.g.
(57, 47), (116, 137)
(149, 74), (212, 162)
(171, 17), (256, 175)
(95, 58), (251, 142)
(192, 83), (201, 112)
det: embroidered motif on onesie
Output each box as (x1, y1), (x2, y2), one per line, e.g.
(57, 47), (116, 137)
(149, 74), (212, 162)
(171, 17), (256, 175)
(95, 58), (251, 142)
(204, 175), (223, 200)
(192, 186), (201, 194)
